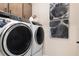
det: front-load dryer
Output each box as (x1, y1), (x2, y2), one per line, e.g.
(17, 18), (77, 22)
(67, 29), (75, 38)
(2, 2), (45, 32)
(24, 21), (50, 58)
(31, 21), (44, 56)
(32, 48), (43, 56)
(0, 17), (32, 56)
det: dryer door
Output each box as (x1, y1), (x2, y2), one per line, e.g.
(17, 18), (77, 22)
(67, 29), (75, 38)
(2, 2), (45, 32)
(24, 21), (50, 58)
(35, 27), (44, 45)
(1, 23), (32, 56)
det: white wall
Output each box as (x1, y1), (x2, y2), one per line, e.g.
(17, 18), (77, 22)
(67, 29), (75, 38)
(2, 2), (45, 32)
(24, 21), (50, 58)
(32, 3), (79, 56)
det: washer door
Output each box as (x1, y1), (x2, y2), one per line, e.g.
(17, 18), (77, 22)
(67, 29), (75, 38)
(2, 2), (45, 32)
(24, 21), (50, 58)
(1, 23), (32, 56)
(35, 27), (44, 45)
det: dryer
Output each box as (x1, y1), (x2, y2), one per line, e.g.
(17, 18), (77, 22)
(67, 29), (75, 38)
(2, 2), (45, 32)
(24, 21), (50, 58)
(32, 48), (43, 56)
(0, 17), (32, 56)
(31, 21), (44, 56)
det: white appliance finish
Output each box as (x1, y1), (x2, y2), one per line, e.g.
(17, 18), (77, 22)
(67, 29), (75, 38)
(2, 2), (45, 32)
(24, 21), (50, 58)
(31, 23), (44, 56)
(0, 17), (32, 56)
(32, 48), (43, 56)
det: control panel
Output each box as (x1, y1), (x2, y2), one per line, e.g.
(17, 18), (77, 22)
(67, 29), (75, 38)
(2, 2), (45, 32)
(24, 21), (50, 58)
(0, 19), (7, 27)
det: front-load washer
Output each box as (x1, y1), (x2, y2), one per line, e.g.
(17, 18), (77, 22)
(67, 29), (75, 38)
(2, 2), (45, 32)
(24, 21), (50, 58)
(31, 21), (44, 56)
(0, 17), (32, 56)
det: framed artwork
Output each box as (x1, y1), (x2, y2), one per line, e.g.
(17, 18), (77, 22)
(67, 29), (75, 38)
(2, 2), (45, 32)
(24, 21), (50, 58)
(49, 3), (69, 38)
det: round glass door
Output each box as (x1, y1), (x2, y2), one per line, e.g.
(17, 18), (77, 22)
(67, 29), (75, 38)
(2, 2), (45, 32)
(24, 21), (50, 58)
(2, 23), (32, 55)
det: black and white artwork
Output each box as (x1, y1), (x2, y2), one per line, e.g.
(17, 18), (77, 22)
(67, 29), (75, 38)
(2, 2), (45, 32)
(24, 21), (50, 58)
(49, 3), (69, 38)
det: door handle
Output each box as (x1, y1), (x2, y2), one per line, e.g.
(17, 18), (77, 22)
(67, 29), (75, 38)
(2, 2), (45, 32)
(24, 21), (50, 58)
(9, 10), (11, 14)
(76, 41), (79, 43)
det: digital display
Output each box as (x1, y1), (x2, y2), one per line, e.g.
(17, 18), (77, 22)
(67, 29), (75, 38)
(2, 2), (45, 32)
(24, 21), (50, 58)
(0, 19), (7, 27)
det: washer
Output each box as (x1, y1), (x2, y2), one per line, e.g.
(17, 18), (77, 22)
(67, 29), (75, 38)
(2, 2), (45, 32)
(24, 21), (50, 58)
(31, 21), (44, 56)
(0, 17), (32, 56)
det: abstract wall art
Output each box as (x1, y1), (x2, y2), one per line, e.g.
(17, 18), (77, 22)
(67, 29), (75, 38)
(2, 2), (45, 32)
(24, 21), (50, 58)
(49, 3), (69, 38)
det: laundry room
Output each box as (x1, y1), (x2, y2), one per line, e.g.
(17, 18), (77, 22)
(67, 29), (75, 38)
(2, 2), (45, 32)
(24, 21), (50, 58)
(0, 3), (79, 56)
(32, 3), (79, 56)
